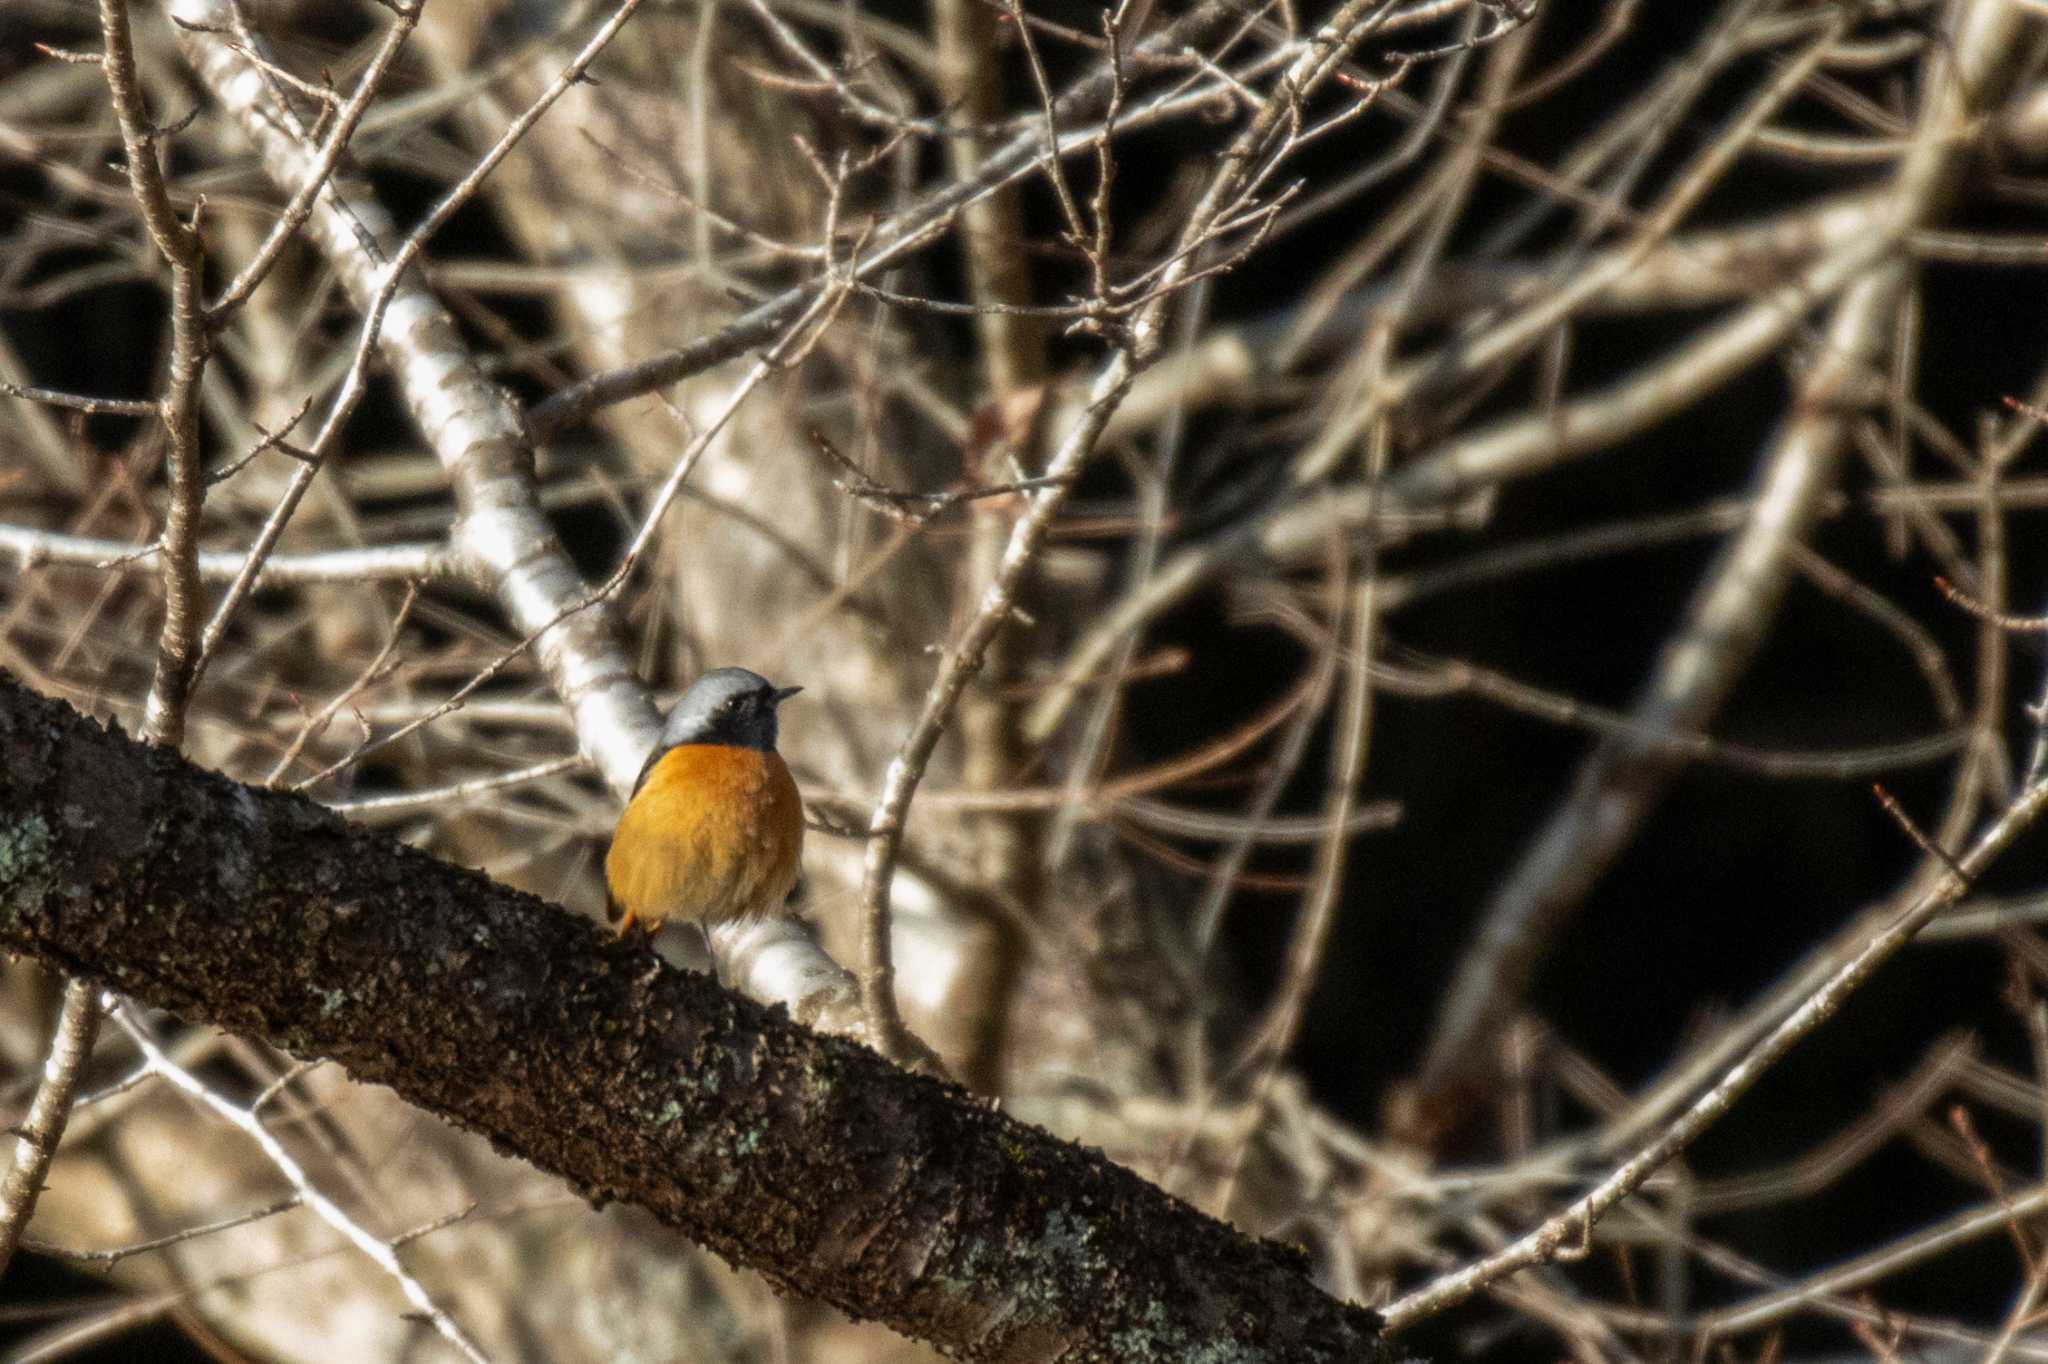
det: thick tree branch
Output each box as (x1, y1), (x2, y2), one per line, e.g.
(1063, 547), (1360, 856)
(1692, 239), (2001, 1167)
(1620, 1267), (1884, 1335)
(0, 674), (1386, 1364)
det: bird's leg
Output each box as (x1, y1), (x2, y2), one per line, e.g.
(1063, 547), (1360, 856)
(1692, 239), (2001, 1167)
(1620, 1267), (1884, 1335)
(623, 917), (665, 985)
(697, 924), (726, 988)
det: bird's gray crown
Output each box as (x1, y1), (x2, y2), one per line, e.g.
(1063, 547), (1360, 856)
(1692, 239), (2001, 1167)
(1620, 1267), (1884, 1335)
(655, 667), (800, 755)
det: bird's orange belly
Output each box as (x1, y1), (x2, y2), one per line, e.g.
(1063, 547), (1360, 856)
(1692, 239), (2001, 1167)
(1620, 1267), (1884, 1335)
(605, 744), (803, 931)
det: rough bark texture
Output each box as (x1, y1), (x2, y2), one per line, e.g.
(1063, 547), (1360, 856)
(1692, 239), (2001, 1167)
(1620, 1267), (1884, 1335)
(0, 673), (1388, 1364)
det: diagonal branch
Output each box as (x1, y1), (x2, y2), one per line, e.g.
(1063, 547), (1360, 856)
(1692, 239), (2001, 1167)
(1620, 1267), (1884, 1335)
(0, 673), (1387, 1364)
(166, 0), (878, 1035)
(169, 0), (659, 795)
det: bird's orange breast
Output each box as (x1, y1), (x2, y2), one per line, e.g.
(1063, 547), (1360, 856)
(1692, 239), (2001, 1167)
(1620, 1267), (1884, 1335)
(605, 744), (804, 931)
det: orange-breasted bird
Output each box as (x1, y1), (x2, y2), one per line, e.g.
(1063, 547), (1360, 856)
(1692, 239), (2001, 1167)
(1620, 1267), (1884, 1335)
(605, 668), (806, 943)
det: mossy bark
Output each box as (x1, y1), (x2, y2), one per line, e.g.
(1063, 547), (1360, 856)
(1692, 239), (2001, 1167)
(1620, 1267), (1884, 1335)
(0, 674), (1389, 1364)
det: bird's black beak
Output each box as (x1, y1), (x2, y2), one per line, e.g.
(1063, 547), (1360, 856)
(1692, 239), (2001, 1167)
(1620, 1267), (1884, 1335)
(773, 685), (804, 704)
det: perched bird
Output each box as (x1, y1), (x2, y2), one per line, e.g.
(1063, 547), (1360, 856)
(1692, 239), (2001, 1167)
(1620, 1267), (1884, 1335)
(605, 668), (805, 943)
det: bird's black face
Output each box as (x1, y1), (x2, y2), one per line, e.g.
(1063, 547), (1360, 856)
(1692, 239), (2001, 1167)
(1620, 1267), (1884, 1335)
(658, 667), (802, 753)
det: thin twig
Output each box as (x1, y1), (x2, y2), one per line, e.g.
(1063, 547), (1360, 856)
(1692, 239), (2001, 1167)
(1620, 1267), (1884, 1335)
(108, 1002), (498, 1364)
(0, 981), (102, 1279)
(22, 1196), (304, 1268)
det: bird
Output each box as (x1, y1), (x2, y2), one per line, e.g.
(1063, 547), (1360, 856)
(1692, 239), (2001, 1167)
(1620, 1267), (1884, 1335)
(604, 667), (806, 944)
